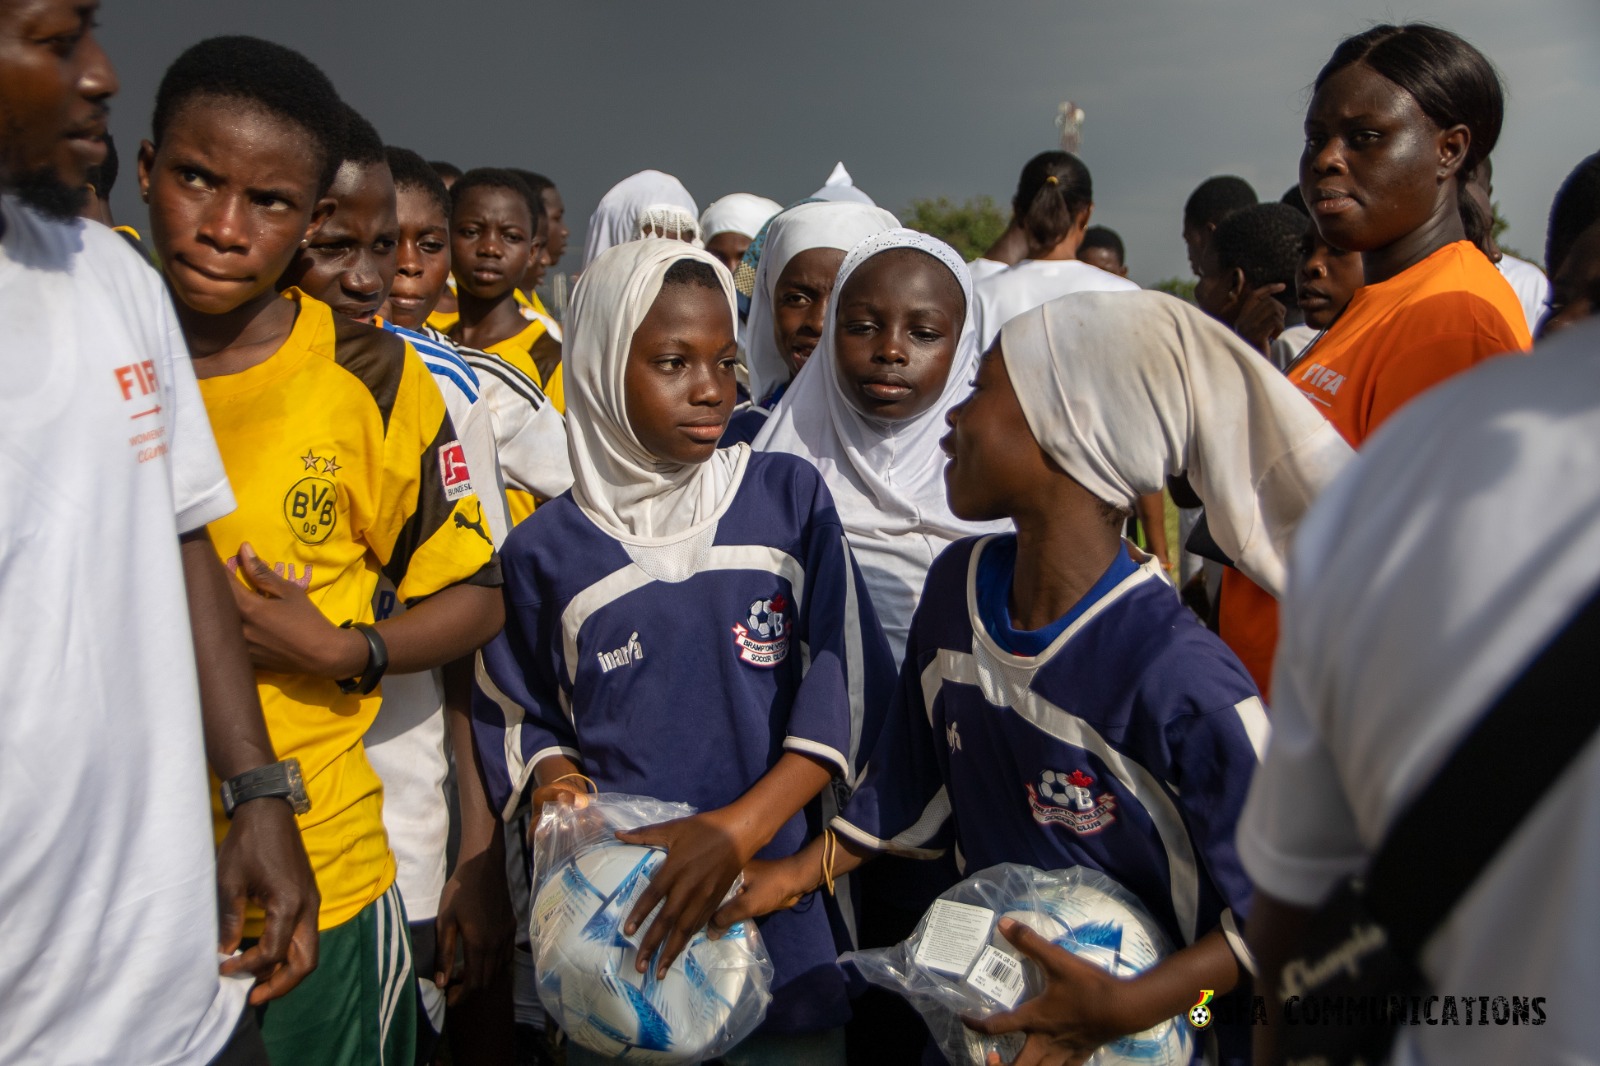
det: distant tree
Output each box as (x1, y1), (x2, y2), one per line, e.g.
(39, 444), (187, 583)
(1151, 277), (1197, 304)
(902, 196), (1009, 261)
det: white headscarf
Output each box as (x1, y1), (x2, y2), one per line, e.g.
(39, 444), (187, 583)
(699, 194), (783, 242)
(743, 201), (899, 406)
(565, 239), (748, 542)
(809, 161), (875, 205)
(999, 289), (1354, 600)
(580, 170), (700, 271)
(755, 229), (1008, 656)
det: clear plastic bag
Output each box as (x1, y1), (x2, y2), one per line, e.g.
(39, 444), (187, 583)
(530, 793), (774, 1064)
(842, 863), (1194, 1066)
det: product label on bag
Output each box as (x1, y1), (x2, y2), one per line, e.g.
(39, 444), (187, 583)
(914, 899), (996, 977)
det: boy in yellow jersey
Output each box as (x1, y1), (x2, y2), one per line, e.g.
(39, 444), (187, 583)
(507, 168), (564, 333)
(138, 37), (503, 1066)
(377, 149), (571, 528)
(446, 168), (566, 415)
(280, 114), (572, 1062)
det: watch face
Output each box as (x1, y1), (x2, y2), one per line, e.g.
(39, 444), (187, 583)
(282, 758), (312, 815)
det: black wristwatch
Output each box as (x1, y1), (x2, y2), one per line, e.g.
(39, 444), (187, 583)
(221, 758), (311, 818)
(337, 620), (388, 695)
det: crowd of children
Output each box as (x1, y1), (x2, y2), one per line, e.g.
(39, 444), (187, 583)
(3, 4), (1599, 1066)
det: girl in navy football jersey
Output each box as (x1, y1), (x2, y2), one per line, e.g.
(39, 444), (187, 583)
(714, 290), (1351, 1065)
(471, 240), (895, 1064)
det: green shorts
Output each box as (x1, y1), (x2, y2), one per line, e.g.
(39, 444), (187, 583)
(255, 883), (416, 1066)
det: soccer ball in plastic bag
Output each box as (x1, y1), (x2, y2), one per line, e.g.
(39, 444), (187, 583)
(843, 863), (1193, 1066)
(534, 826), (772, 1063)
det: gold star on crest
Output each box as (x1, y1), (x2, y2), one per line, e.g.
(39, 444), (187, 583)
(322, 456), (341, 476)
(301, 450), (322, 470)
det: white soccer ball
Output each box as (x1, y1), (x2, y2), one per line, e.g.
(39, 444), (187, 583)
(1030, 880), (1193, 1066)
(534, 843), (765, 1064)
(958, 880), (1191, 1066)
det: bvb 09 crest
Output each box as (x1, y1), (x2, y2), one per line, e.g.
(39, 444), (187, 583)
(284, 477), (338, 544)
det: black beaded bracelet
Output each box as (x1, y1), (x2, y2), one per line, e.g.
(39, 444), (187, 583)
(337, 620), (389, 695)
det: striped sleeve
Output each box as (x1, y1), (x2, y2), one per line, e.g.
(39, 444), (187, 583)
(470, 565), (576, 820)
(1164, 692), (1267, 923)
(333, 319), (499, 602)
(462, 350), (574, 502)
(831, 632), (954, 861)
(784, 476), (897, 782)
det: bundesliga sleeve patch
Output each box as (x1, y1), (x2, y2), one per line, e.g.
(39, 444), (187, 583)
(439, 440), (474, 501)
(732, 594), (790, 667)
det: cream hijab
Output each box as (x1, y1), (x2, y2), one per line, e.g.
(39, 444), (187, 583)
(999, 289), (1354, 599)
(743, 201), (899, 407)
(565, 239), (748, 542)
(755, 229), (1008, 656)
(580, 170), (700, 271)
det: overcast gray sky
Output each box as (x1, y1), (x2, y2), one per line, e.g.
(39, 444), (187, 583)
(104, 0), (1600, 285)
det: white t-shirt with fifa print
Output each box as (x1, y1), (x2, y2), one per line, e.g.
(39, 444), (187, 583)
(0, 199), (248, 1065)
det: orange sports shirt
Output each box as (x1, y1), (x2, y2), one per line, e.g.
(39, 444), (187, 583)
(1221, 241), (1531, 697)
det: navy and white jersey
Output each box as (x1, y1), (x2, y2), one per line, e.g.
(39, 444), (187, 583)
(720, 403), (770, 447)
(473, 451), (897, 1034)
(836, 535), (1266, 1064)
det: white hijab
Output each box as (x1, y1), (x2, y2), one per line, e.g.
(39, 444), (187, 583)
(755, 229), (1008, 656)
(810, 161), (876, 205)
(580, 170), (700, 271)
(699, 194), (783, 242)
(743, 201), (899, 406)
(565, 239), (748, 542)
(999, 289), (1354, 600)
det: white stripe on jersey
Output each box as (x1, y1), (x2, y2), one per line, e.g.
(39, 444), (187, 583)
(942, 646), (1203, 944)
(840, 535), (867, 772)
(782, 736), (850, 779)
(559, 545), (805, 685)
(462, 351), (548, 410)
(1234, 695), (1270, 760)
(832, 784), (950, 861)
(964, 534), (1163, 666)
(476, 651), (538, 821)
(1219, 907), (1256, 975)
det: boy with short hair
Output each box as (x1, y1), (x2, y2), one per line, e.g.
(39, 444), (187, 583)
(1195, 201), (1313, 369)
(507, 166), (563, 336)
(1181, 174), (1256, 276)
(379, 150), (570, 525)
(139, 36), (504, 1065)
(1077, 224), (1127, 277)
(276, 107), (518, 1061)
(445, 168), (566, 417)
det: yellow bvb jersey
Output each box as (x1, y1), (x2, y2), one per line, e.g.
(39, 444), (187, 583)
(198, 292), (499, 932)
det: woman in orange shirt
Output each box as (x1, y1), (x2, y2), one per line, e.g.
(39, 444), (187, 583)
(1221, 23), (1531, 697)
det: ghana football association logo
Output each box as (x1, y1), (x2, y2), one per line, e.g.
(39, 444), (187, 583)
(732, 594), (790, 668)
(1188, 989), (1215, 1030)
(1026, 768), (1118, 834)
